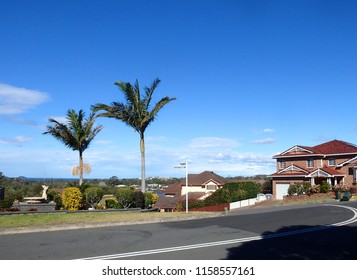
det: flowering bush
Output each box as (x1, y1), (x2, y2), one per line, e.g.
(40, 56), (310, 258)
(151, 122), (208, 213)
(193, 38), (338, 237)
(61, 187), (82, 210)
(309, 185), (320, 194)
(333, 184), (350, 192)
(288, 182), (312, 195)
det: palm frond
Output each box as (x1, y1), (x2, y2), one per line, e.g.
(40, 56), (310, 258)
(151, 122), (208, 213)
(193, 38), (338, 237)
(143, 78), (161, 111)
(141, 96), (176, 131)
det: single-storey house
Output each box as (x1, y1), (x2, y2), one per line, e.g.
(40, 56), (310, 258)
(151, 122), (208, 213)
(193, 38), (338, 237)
(269, 139), (357, 199)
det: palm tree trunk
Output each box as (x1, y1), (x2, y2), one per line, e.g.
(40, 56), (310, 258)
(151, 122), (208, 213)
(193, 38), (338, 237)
(140, 132), (146, 193)
(79, 150), (83, 186)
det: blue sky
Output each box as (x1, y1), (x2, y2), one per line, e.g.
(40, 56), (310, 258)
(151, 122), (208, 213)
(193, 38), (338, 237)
(1, 0), (357, 179)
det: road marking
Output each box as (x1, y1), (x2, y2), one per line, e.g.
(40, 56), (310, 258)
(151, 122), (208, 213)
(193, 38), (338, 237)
(78, 204), (357, 260)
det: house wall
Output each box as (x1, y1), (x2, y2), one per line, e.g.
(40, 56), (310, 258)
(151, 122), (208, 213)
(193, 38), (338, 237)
(181, 186), (205, 195)
(337, 165), (354, 186)
(277, 158), (320, 170)
(181, 182), (221, 195)
(278, 155), (353, 170)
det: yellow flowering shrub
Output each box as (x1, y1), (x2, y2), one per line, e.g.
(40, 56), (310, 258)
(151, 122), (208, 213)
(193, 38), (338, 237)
(61, 187), (82, 210)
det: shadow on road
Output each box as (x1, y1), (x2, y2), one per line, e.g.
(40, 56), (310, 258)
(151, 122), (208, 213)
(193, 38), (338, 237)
(224, 224), (357, 260)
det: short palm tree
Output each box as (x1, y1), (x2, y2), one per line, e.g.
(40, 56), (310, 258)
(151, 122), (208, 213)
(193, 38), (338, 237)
(92, 78), (176, 192)
(43, 109), (103, 186)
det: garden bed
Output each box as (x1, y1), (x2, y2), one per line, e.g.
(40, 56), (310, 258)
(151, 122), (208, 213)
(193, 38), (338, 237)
(283, 192), (335, 203)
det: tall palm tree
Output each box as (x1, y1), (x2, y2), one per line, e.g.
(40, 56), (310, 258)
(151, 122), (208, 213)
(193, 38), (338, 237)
(92, 78), (176, 192)
(43, 109), (103, 186)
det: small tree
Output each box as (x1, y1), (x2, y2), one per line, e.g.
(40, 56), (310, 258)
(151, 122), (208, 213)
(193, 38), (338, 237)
(133, 191), (145, 208)
(115, 188), (135, 209)
(144, 192), (158, 208)
(62, 187), (82, 210)
(85, 187), (105, 208)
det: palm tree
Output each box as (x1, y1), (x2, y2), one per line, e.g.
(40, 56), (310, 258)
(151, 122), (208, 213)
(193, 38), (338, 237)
(43, 109), (103, 186)
(92, 78), (176, 192)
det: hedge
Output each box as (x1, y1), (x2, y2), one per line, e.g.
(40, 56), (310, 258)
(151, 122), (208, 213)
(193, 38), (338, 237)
(179, 181), (262, 210)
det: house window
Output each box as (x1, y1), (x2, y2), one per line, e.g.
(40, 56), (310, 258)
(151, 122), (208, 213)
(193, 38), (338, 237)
(207, 184), (217, 191)
(279, 161), (286, 169)
(307, 159), (314, 168)
(328, 159), (336, 166)
(351, 168), (357, 184)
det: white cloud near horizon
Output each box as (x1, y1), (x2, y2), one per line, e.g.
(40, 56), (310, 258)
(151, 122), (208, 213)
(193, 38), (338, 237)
(0, 135), (276, 178)
(0, 83), (50, 115)
(146, 136), (275, 177)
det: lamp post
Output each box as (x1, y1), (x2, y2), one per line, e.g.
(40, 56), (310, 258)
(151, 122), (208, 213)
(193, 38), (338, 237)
(175, 161), (188, 213)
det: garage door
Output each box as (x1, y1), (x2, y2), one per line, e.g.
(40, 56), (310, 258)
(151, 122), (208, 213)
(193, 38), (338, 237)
(275, 183), (290, 200)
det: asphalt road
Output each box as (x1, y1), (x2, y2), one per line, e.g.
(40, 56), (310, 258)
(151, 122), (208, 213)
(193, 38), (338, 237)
(1, 201), (357, 260)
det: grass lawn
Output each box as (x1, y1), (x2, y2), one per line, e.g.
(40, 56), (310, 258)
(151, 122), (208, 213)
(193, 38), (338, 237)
(0, 211), (216, 229)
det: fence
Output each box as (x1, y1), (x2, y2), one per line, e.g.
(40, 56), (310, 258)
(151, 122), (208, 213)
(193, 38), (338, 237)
(230, 198), (257, 210)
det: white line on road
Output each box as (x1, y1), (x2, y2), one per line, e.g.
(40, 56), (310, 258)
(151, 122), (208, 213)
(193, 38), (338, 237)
(78, 204), (357, 260)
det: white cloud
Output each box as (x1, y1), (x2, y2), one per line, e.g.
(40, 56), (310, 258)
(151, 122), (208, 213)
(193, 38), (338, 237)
(4, 116), (38, 126)
(253, 138), (275, 144)
(189, 137), (239, 149)
(0, 134), (276, 179)
(0, 83), (50, 115)
(93, 140), (115, 146)
(264, 128), (275, 133)
(0, 135), (33, 145)
(144, 136), (275, 177)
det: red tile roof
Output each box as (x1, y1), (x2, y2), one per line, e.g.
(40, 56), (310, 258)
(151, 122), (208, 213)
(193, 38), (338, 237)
(276, 140), (357, 157)
(180, 171), (226, 186)
(164, 183), (182, 196)
(318, 166), (344, 176)
(311, 140), (357, 154)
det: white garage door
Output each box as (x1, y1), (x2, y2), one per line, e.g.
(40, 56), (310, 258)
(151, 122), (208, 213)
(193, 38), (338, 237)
(276, 183), (290, 200)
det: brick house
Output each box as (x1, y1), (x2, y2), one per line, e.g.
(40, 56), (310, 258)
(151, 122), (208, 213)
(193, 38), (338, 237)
(269, 140), (357, 199)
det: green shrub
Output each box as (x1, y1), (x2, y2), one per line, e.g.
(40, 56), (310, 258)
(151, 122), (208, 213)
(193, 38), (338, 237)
(261, 178), (273, 194)
(105, 198), (123, 209)
(224, 182), (261, 201)
(189, 181), (262, 209)
(288, 184), (298, 196)
(47, 189), (62, 210)
(205, 187), (230, 206)
(0, 198), (13, 210)
(319, 182), (330, 193)
(61, 187), (82, 210)
(188, 200), (206, 209)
